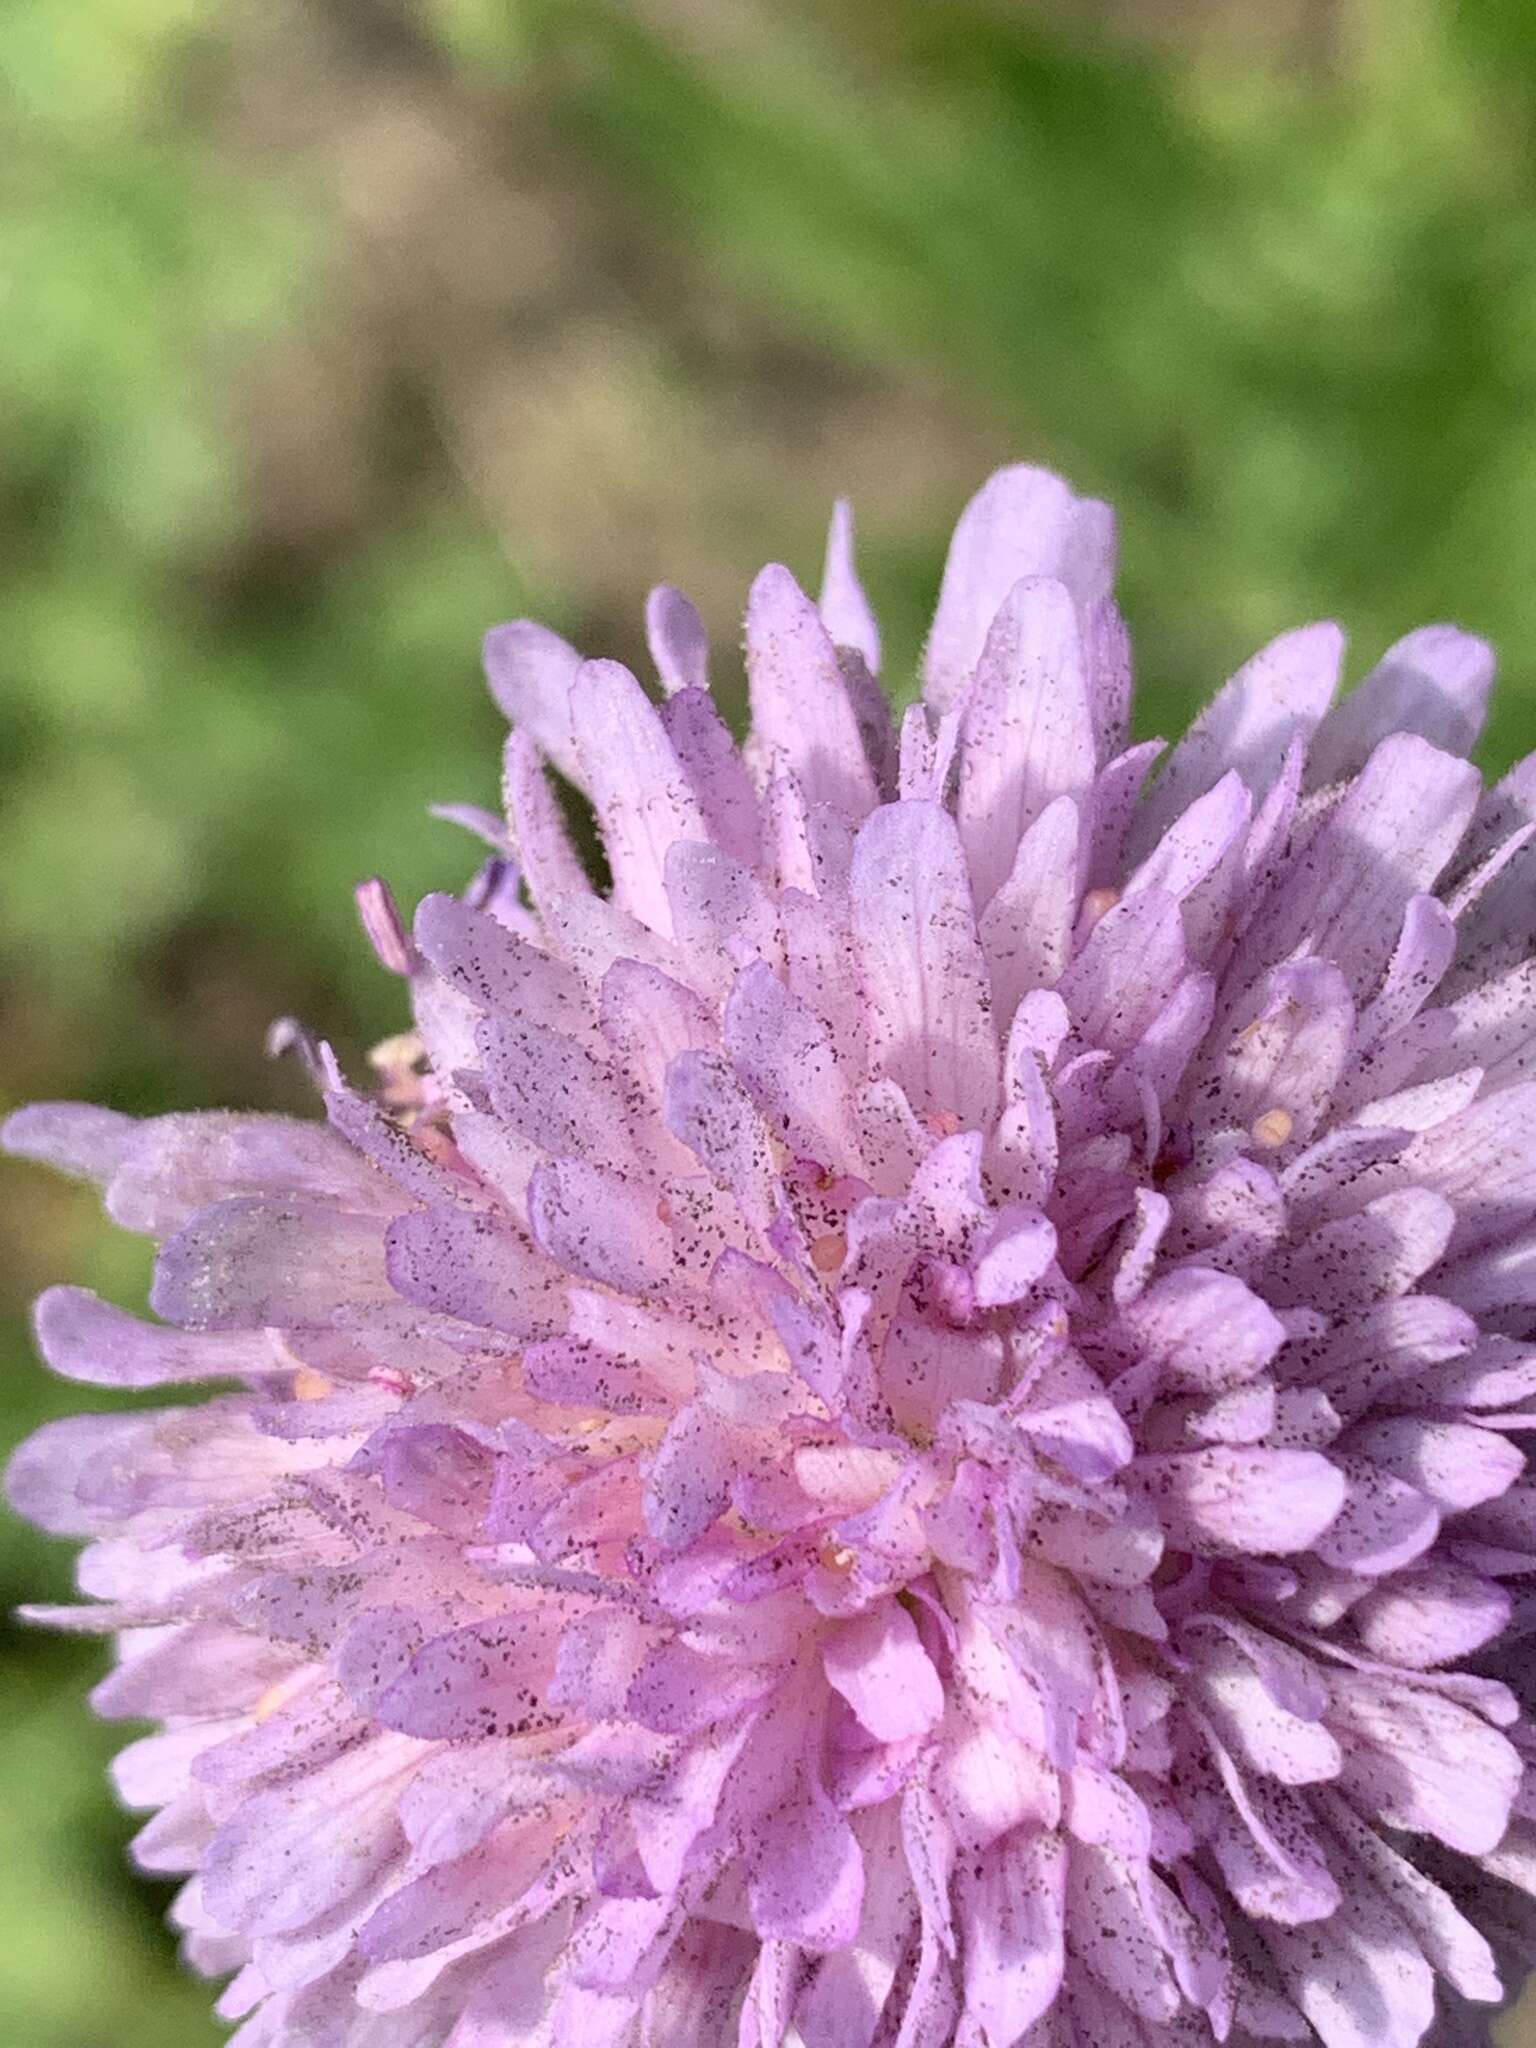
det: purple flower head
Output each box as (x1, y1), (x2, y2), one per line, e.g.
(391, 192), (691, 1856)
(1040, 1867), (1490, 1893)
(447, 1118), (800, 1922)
(8, 465), (1536, 2048)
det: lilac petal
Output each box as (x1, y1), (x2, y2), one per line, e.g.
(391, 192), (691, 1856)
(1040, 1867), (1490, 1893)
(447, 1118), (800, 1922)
(528, 1159), (672, 1296)
(1200, 959), (1356, 1148)
(738, 1937), (804, 2048)
(645, 583), (710, 695)
(483, 619), (584, 782)
(783, 891), (868, 1069)
(724, 961), (858, 1168)
(111, 1112), (394, 1236)
(1058, 886), (1186, 1057)
(1343, 1416), (1523, 1513)
(414, 892), (594, 1042)
(763, 770), (855, 899)
(1064, 1844), (1181, 2023)
(1352, 1562), (1511, 1670)
(202, 1736), (411, 1937)
(746, 563), (879, 822)
(979, 795), (1083, 1026)
(366, 1825), (562, 1977)
(6, 1412), (161, 1535)
(661, 688), (763, 871)
(1329, 1674), (1521, 1855)
(571, 659), (709, 936)
(626, 1641), (770, 1737)
(1263, 1878), (1436, 2048)
(478, 1014), (638, 1168)
(1120, 1267), (1286, 1393)
(1355, 892), (1457, 1053)
(523, 1336), (670, 1418)
(1086, 738), (1164, 886)
(428, 800), (511, 853)
(1130, 620), (1342, 857)
(850, 800), (999, 1131)
(599, 959), (718, 1111)
(664, 840), (779, 979)
(1287, 1296), (1474, 1420)
(820, 498), (881, 675)
(1307, 623), (1495, 787)
(95, 1617), (298, 1722)
(1123, 768), (1251, 908)
(374, 1611), (562, 1742)
(823, 1601), (944, 1742)
(386, 1206), (565, 1336)
(796, 1807), (912, 2048)
(1394, 1079), (1536, 1254)
(1013, 1347), (1137, 1487)
(1191, 1632), (1342, 1787)
(971, 1205), (1058, 1309)
(566, 1890), (682, 1994)
(663, 1049), (778, 1235)
(1319, 1789), (1502, 2004)
(1451, 776), (1536, 986)
(1082, 597), (1133, 765)
(1234, 732), (1480, 1003)
(643, 1402), (736, 1550)
(1266, 1188), (1456, 1314)
(1439, 1227), (1536, 1320)
(2, 1100), (138, 1182)
(987, 1057), (1059, 1210)
(502, 728), (594, 911)
(1135, 1447), (1345, 1556)
(837, 647), (899, 804)
(746, 1791), (864, 1950)
(924, 465), (1114, 714)
(1314, 1458), (1440, 1577)
(956, 576), (1095, 909)
(321, 1073), (475, 1210)
(150, 1197), (391, 1330)
(953, 1827), (1066, 2046)
(33, 1286), (277, 1387)
(640, 1922), (754, 2048)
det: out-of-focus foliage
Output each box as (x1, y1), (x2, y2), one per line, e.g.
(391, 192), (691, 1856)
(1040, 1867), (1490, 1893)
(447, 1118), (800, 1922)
(1, 2), (1533, 2043)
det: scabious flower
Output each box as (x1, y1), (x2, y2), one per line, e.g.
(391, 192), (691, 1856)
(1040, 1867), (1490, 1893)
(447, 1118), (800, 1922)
(9, 466), (1536, 2048)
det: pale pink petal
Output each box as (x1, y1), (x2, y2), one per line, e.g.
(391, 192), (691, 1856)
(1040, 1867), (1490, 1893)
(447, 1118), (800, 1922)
(747, 563), (879, 821)
(483, 619), (584, 783)
(1307, 624), (1494, 786)
(924, 465), (1114, 714)
(820, 498), (881, 675)
(1129, 621), (1342, 857)
(747, 1793), (865, 1950)
(1135, 1447), (1345, 1556)
(850, 801), (999, 1131)
(953, 1828), (1066, 2047)
(823, 1601), (945, 1743)
(571, 658), (709, 935)
(645, 584), (710, 695)
(956, 577), (1095, 909)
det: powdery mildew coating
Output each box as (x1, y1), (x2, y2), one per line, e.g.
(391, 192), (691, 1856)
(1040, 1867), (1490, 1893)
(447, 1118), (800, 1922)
(9, 466), (1536, 2048)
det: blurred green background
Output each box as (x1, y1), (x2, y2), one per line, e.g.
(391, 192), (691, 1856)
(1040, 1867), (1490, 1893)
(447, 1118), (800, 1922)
(3, 0), (1535, 2041)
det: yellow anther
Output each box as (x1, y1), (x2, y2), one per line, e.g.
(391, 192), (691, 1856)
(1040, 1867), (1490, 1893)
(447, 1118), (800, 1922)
(1081, 886), (1120, 932)
(1250, 1106), (1295, 1151)
(810, 1231), (848, 1276)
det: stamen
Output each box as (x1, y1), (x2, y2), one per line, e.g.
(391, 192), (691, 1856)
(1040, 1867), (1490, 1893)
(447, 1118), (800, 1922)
(1081, 885), (1120, 933)
(1250, 1106), (1295, 1150)
(810, 1230), (848, 1275)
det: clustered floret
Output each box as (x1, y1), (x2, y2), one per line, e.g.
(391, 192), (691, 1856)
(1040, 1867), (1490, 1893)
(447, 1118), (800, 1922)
(9, 467), (1536, 2048)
